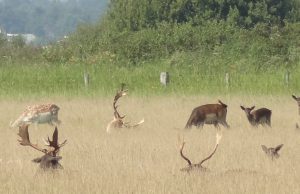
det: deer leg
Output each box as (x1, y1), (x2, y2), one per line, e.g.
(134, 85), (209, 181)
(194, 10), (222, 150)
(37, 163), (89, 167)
(266, 116), (271, 127)
(213, 122), (220, 129)
(48, 121), (54, 126)
(220, 120), (230, 129)
(196, 122), (204, 129)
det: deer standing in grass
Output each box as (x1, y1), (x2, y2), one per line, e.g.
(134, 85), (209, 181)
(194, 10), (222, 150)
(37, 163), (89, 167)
(185, 100), (230, 129)
(240, 106), (271, 127)
(18, 125), (67, 169)
(106, 84), (144, 133)
(10, 103), (61, 128)
(179, 132), (222, 172)
(292, 95), (300, 129)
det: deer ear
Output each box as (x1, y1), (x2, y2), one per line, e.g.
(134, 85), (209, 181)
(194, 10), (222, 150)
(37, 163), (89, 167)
(292, 95), (297, 100)
(240, 106), (245, 110)
(250, 106), (255, 110)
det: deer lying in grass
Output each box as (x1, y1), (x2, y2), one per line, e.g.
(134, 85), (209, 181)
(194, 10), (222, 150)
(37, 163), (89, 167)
(106, 84), (144, 133)
(261, 144), (283, 160)
(18, 125), (67, 169)
(185, 100), (230, 129)
(179, 132), (222, 172)
(240, 106), (271, 127)
(10, 103), (61, 128)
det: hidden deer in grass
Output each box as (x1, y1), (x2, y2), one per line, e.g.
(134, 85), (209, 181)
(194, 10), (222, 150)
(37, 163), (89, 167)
(261, 144), (283, 160)
(10, 103), (61, 128)
(106, 84), (144, 133)
(185, 100), (230, 129)
(179, 132), (222, 172)
(240, 106), (271, 127)
(18, 125), (67, 169)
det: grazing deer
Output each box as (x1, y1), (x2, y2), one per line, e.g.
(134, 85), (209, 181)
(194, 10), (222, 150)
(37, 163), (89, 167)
(240, 106), (271, 127)
(10, 103), (61, 128)
(106, 84), (144, 133)
(185, 100), (230, 129)
(261, 144), (283, 160)
(179, 132), (222, 172)
(18, 125), (67, 169)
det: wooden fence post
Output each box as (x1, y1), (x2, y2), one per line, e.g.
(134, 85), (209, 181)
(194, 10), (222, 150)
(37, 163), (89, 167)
(285, 71), (290, 86)
(84, 72), (89, 87)
(225, 73), (229, 89)
(160, 72), (169, 86)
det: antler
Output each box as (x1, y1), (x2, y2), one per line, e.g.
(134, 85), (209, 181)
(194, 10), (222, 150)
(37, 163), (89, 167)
(179, 132), (222, 172)
(44, 127), (67, 156)
(198, 132), (222, 166)
(18, 125), (48, 154)
(123, 118), (145, 128)
(180, 141), (192, 166)
(113, 83), (128, 120)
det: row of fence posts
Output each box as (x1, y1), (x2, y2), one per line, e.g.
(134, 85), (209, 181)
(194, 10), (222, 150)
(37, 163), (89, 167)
(82, 71), (291, 88)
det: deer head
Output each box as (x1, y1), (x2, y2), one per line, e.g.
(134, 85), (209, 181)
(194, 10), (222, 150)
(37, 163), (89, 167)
(106, 84), (144, 133)
(18, 125), (67, 169)
(179, 132), (222, 172)
(240, 106), (255, 117)
(261, 144), (283, 160)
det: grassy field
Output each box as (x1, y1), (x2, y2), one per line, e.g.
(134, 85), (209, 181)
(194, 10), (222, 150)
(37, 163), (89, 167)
(1, 95), (300, 193)
(0, 61), (300, 98)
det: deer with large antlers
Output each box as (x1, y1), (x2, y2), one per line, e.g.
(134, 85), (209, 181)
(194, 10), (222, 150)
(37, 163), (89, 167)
(185, 100), (230, 129)
(179, 132), (222, 172)
(18, 125), (67, 169)
(10, 103), (61, 128)
(106, 84), (144, 133)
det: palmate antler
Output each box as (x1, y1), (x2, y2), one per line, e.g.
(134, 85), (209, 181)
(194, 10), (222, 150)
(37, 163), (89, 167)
(44, 127), (67, 156)
(18, 125), (67, 169)
(113, 83), (128, 121)
(106, 84), (144, 133)
(18, 125), (49, 154)
(179, 132), (222, 172)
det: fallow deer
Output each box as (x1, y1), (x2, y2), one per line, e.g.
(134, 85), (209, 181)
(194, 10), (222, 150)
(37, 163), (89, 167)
(179, 132), (222, 172)
(106, 84), (144, 133)
(261, 144), (283, 160)
(240, 106), (271, 127)
(292, 95), (300, 115)
(185, 100), (230, 129)
(292, 95), (300, 129)
(10, 103), (61, 128)
(18, 125), (67, 169)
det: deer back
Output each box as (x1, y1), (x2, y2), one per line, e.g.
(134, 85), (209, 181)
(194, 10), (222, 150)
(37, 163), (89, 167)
(251, 108), (271, 120)
(194, 103), (227, 118)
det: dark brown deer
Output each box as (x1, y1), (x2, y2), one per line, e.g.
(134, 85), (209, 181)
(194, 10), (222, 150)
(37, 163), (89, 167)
(261, 144), (283, 160)
(185, 100), (229, 129)
(292, 95), (300, 115)
(106, 84), (144, 133)
(18, 125), (67, 169)
(179, 132), (222, 172)
(240, 106), (271, 127)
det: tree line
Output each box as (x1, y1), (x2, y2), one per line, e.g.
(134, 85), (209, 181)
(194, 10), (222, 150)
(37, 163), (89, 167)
(1, 0), (300, 71)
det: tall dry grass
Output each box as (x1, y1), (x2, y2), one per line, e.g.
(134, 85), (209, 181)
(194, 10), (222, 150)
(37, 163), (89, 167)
(0, 95), (300, 194)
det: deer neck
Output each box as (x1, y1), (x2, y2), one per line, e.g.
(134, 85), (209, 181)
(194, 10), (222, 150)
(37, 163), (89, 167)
(247, 114), (254, 123)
